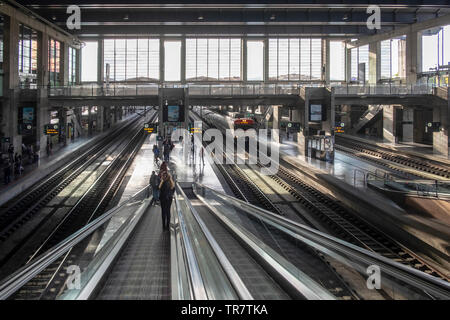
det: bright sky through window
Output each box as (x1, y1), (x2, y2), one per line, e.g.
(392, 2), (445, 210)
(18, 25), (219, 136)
(164, 41), (181, 81)
(247, 41), (264, 81)
(81, 41), (98, 82)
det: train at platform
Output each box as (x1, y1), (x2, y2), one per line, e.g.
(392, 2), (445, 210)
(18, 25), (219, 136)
(192, 106), (258, 134)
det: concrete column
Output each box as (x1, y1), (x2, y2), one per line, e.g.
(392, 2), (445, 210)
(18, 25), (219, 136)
(369, 42), (380, 84)
(405, 31), (422, 84)
(97, 106), (104, 132)
(432, 95), (449, 157)
(272, 105), (281, 143)
(242, 37), (248, 83)
(383, 105), (397, 143)
(402, 106), (414, 143)
(62, 42), (70, 86)
(98, 39), (104, 84)
(324, 39), (331, 84)
(345, 45), (352, 83)
(1, 16), (21, 154)
(263, 38), (269, 83)
(37, 31), (50, 152)
(160, 38), (165, 82)
(181, 37), (186, 84)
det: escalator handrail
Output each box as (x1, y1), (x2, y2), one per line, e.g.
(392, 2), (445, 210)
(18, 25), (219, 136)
(176, 184), (253, 300)
(194, 183), (450, 299)
(0, 185), (151, 300)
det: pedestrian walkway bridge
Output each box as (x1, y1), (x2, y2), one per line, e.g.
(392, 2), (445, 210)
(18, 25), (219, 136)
(1, 181), (448, 300)
(39, 83), (449, 108)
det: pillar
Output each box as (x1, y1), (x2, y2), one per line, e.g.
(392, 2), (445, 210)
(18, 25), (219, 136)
(97, 106), (104, 133)
(1, 16), (22, 155)
(402, 106), (414, 143)
(383, 105), (397, 143)
(36, 31), (50, 153)
(432, 93), (449, 157)
(405, 31), (422, 85)
(272, 105), (281, 143)
(369, 42), (380, 85)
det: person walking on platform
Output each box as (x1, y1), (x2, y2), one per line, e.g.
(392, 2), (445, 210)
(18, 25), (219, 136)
(200, 146), (205, 166)
(163, 142), (170, 162)
(7, 144), (14, 163)
(159, 172), (175, 231)
(3, 160), (11, 185)
(153, 144), (160, 164)
(149, 171), (161, 206)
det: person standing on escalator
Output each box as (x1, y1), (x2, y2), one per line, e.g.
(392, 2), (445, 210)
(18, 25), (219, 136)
(159, 172), (175, 231)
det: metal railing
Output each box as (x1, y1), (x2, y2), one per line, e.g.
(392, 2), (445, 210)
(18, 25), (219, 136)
(194, 182), (450, 300)
(333, 83), (436, 96)
(18, 82), (448, 99)
(0, 185), (151, 300)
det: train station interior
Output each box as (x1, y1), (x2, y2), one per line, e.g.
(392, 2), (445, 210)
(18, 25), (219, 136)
(0, 0), (449, 303)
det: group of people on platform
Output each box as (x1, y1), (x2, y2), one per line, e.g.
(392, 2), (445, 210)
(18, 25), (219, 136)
(2, 143), (39, 185)
(152, 138), (175, 165)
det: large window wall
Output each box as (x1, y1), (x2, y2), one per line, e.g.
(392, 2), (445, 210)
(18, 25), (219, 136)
(422, 25), (450, 72)
(68, 47), (77, 85)
(81, 41), (98, 82)
(186, 38), (241, 81)
(48, 38), (61, 86)
(380, 37), (406, 80)
(350, 45), (369, 83)
(18, 24), (38, 86)
(268, 38), (322, 81)
(104, 38), (160, 82)
(329, 41), (346, 81)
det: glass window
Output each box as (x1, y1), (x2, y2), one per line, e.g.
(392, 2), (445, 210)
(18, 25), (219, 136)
(18, 24), (38, 86)
(422, 25), (450, 72)
(289, 39), (300, 81)
(49, 38), (62, 86)
(164, 41), (181, 81)
(103, 38), (159, 82)
(269, 38), (321, 81)
(311, 39), (322, 80)
(208, 38), (219, 80)
(247, 41), (264, 81)
(300, 38), (311, 80)
(186, 38), (242, 81)
(68, 47), (77, 85)
(81, 41), (98, 82)
(329, 41), (346, 81)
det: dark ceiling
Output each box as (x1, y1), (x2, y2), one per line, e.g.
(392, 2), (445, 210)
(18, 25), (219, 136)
(11, 0), (450, 38)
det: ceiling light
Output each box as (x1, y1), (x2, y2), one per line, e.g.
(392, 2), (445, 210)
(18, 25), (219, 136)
(342, 13), (349, 21)
(270, 14), (276, 20)
(124, 14), (129, 21)
(52, 15), (57, 21)
(198, 15), (204, 20)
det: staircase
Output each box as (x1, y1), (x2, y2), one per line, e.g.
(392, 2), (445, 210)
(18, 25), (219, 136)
(351, 105), (383, 134)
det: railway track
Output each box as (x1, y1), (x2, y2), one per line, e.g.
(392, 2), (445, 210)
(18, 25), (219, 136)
(0, 116), (140, 244)
(0, 112), (157, 299)
(190, 113), (361, 300)
(335, 136), (450, 180)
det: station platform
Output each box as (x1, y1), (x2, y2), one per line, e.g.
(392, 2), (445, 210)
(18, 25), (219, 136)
(263, 136), (392, 189)
(338, 134), (450, 163)
(0, 115), (136, 207)
(96, 133), (227, 254)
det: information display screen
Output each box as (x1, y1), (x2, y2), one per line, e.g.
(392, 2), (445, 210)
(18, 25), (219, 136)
(163, 105), (185, 123)
(310, 104), (323, 122)
(44, 124), (59, 135)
